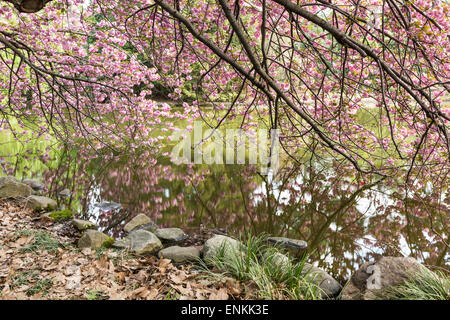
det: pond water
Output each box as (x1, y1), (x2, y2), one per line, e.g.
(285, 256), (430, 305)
(0, 120), (448, 282)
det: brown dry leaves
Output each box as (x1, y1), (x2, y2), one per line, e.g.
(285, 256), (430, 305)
(0, 200), (245, 300)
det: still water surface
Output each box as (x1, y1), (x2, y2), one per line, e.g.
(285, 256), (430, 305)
(1, 125), (448, 282)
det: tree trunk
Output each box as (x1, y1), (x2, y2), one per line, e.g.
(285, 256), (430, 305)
(3, 0), (52, 13)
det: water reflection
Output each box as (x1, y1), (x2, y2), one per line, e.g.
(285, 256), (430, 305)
(1, 143), (448, 281)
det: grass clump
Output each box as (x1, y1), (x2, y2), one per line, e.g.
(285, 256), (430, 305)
(85, 289), (108, 300)
(199, 233), (322, 300)
(380, 268), (450, 300)
(27, 278), (53, 296)
(10, 270), (52, 296)
(164, 288), (180, 300)
(48, 209), (74, 221)
(18, 229), (62, 253)
(94, 247), (108, 260)
(11, 270), (39, 289)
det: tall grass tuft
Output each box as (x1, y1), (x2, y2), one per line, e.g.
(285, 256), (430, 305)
(199, 233), (323, 300)
(380, 268), (450, 300)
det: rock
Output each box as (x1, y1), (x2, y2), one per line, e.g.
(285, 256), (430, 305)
(0, 176), (33, 199)
(266, 236), (307, 258)
(266, 251), (291, 267)
(134, 222), (158, 233)
(262, 251), (341, 298)
(58, 188), (71, 197)
(115, 230), (163, 256)
(129, 230), (163, 255)
(260, 250), (291, 268)
(94, 201), (121, 211)
(202, 235), (242, 262)
(154, 228), (188, 243)
(77, 230), (111, 249)
(22, 179), (44, 191)
(123, 213), (153, 233)
(25, 195), (57, 210)
(301, 263), (342, 298)
(72, 218), (98, 231)
(341, 256), (427, 300)
(112, 238), (130, 249)
(158, 246), (201, 263)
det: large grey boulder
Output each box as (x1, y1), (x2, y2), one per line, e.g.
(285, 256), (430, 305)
(72, 218), (98, 231)
(77, 230), (112, 249)
(112, 238), (131, 249)
(123, 214), (156, 233)
(158, 246), (201, 263)
(154, 228), (188, 243)
(137, 223), (158, 233)
(302, 263), (342, 298)
(264, 251), (341, 298)
(266, 236), (307, 258)
(341, 256), (427, 300)
(262, 251), (291, 267)
(115, 230), (163, 256)
(0, 176), (33, 199)
(25, 195), (57, 210)
(202, 235), (242, 263)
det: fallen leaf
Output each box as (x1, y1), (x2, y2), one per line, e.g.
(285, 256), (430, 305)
(209, 288), (229, 300)
(158, 258), (171, 268)
(146, 288), (159, 300)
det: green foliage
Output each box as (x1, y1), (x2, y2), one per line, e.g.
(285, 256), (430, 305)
(102, 236), (115, 248)
(10, 270), (52, 296)
(379, 268), (450, 300)
(0, 118), (56, 178)
(33, 203), (55, 215)
(33, 206), (42, 214)
(27, 278), (53, 296)
(199, 233), (322, 300)
(85, 289), (108, 300)
(48, 209), (74, 221)
(11, 270), (39, 289)
(18, 229), (62, 253)
(164, 288), (180, 300)
(93, 247), (109, 260)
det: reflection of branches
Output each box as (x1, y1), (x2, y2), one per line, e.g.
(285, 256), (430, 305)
(308, 176), (386, 250)
(191, 183), (217, 227)
(101, 210), (131, 235)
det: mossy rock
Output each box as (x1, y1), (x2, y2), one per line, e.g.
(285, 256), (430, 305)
(48, 209), (74, 221)
(26, 196), (57, 211)
(78, 230), (112, 249)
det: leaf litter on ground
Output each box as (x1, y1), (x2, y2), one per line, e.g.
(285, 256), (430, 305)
(0, 200), (247, 300)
